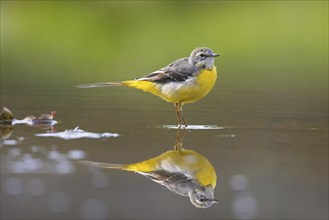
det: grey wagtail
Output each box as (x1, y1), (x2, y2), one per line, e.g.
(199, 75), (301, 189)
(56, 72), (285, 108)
(77, 47), (219, 127)
(80, 128), (218, 208)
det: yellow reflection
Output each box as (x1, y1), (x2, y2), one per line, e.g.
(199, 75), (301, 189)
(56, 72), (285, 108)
(81, 128), (218, 208)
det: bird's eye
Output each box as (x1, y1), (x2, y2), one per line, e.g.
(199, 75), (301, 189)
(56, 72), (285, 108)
(200, 53), (205, 58)
(199, 197), (205, 202)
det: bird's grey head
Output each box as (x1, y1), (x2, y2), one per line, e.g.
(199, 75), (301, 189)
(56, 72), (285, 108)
(188, 185), (218, 208)
(189, 47), (219, 70)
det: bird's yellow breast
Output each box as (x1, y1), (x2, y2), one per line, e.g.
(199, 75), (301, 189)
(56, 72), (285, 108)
(123, 149), (217, 187)
(194, 66), (218, 101)
(122, 66), (217, 104)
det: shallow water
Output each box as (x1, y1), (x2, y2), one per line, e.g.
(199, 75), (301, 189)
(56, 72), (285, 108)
(1, 83), (328, 219)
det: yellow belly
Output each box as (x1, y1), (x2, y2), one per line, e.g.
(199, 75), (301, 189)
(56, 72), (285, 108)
(123, 149), (217, 187)
(122, 66), (217, 104)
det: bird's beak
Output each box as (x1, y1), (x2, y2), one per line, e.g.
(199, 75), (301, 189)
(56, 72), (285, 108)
(211, 53), (219, 57)
(208, 198), (220, 203)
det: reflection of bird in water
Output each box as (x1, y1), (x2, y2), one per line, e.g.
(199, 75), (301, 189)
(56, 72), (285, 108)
(80, 129), (218, 208)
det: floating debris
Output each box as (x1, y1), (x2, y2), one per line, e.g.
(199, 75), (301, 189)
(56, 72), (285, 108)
(13, 111), (58, 126)
(35, 127), (119, 140)
(0, 107), (58, 126)
(0, 107), (14, 125)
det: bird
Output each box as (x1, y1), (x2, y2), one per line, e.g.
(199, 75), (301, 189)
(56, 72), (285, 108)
(76, 47), (219, 127)
(80, 128), (218, 208)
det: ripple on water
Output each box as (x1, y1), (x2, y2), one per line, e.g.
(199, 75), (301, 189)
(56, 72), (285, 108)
(153, 125), (225, 130)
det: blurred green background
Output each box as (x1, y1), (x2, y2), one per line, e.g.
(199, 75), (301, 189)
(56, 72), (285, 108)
(1, 1), (328, 94)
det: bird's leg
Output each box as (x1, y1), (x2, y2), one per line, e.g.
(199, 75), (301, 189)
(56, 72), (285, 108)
(177, 103), (187, 128)
(174, 127), (183, 151)
(180, 110), (188, 128)
(174, 127), (187, 151)
(174, 103), (182, 128)
(174, 103), (188, 128)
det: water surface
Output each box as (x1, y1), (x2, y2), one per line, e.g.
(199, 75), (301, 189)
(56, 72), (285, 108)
(1, 83), (327, 219)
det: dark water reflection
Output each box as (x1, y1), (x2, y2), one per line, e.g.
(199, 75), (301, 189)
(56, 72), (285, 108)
(1, 85), (328, 219)
(80, 128), (218, 209)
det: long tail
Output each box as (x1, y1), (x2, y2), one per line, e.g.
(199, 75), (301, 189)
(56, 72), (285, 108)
(76, 82), (122, 88)
(76, 80), (162, 101)
(79, 160), (126, 170)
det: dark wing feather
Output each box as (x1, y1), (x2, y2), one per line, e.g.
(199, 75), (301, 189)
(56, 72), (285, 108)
(136, 58), (199, 84)
(139, 170), (198, 196)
